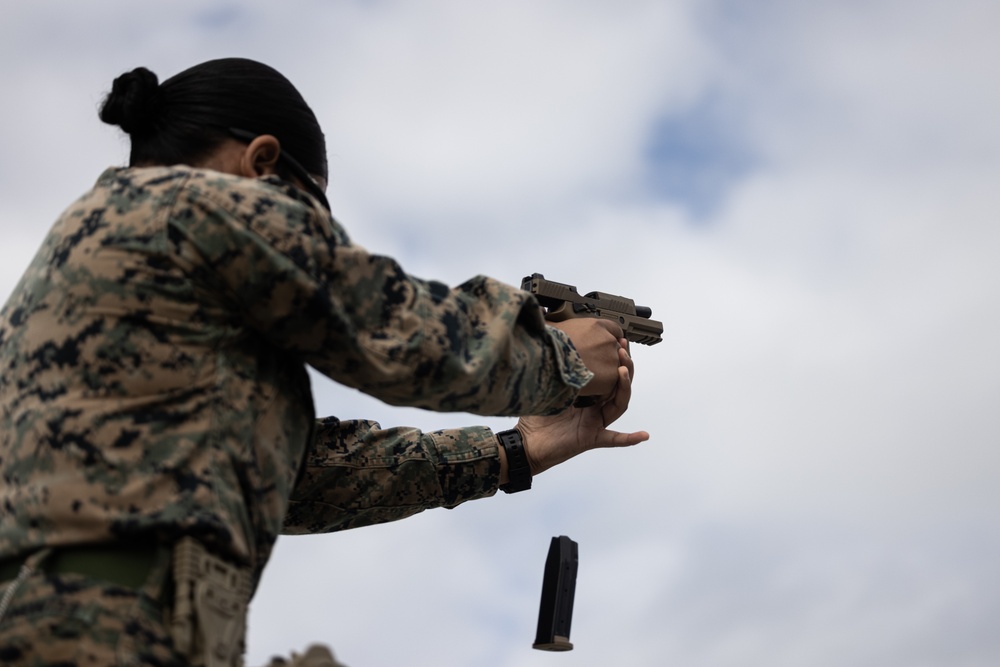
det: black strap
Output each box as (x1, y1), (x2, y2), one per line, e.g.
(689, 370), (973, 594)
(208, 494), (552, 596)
(498, 428), (532, 493)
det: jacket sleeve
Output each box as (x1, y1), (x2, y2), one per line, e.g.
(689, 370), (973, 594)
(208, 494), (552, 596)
(168, 173), (591, 416)
(281, 416), (500, 534)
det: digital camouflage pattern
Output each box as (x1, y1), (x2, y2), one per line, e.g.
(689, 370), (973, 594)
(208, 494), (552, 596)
(0, 165), (591, 584)
(0, 571), (185, 666)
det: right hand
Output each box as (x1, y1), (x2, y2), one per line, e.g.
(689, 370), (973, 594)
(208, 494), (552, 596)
(549, 318), (625, 400)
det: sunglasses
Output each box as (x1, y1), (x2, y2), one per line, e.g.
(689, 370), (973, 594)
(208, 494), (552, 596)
(228, 127), (330, 211)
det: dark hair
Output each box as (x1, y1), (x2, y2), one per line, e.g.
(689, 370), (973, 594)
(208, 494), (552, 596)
(99, 58), (327, 182)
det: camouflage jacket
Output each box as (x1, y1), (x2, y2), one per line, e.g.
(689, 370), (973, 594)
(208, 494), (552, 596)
(0, 166), (590, 582)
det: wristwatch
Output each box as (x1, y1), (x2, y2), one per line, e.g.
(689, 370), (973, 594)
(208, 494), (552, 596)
(497, 428), (532, 493)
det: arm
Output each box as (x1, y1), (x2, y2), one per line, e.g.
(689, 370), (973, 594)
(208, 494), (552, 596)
(169, 173), (600, 416)
(282, 418), (501, 534)
(283, 341), (647, 535)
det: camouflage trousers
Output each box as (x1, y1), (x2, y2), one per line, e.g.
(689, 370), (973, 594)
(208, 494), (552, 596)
(0, 570), (186, 666)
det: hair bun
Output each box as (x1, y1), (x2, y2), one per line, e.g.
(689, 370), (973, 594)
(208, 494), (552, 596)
(99, 67), (160, 135)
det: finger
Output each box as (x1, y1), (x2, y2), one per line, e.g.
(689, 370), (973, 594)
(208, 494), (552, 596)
(600, 364), (633, 426)
(618, 345), (634, 380)
(594, 428), (650, 448)
(615, 363), (632, 407)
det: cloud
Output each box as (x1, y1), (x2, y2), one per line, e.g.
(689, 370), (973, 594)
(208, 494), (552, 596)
(315, 3), (715, 219)
(2, 1), (999, 666)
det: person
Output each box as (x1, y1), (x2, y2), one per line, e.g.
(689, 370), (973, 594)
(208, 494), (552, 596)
(0, 58), (649, 667)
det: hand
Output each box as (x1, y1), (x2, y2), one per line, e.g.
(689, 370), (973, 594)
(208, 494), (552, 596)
(550, 318), (625, 400)
(515, 343), (649, 477)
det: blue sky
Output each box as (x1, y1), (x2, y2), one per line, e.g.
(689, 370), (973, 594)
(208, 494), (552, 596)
(644, 98), (755, 219)
(1, 2), (999, 666)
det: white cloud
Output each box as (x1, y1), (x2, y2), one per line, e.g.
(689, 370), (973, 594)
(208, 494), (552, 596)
(2, 1), (999, 665)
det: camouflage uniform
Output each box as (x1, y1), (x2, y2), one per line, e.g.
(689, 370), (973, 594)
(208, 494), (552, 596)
(0, 166), (591, 665)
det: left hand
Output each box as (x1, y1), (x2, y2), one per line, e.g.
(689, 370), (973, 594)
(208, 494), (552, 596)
(516, 339), (650, 476)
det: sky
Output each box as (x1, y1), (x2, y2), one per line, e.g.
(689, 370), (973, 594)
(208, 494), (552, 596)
(2, 1), (999, 666)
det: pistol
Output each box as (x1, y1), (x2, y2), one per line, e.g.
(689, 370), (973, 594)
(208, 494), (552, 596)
(521, 273), (663, 346)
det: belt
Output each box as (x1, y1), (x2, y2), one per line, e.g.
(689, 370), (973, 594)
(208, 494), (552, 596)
(0, 543), (162, 590)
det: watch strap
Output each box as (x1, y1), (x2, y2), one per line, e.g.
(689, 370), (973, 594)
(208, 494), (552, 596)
(498, 428), (532, 493)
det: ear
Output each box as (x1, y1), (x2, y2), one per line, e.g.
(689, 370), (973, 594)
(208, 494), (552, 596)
(239, 134), (282, 179)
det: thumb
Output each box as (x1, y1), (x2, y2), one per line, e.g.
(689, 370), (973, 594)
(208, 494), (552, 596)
(592, 429), (650, 450)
